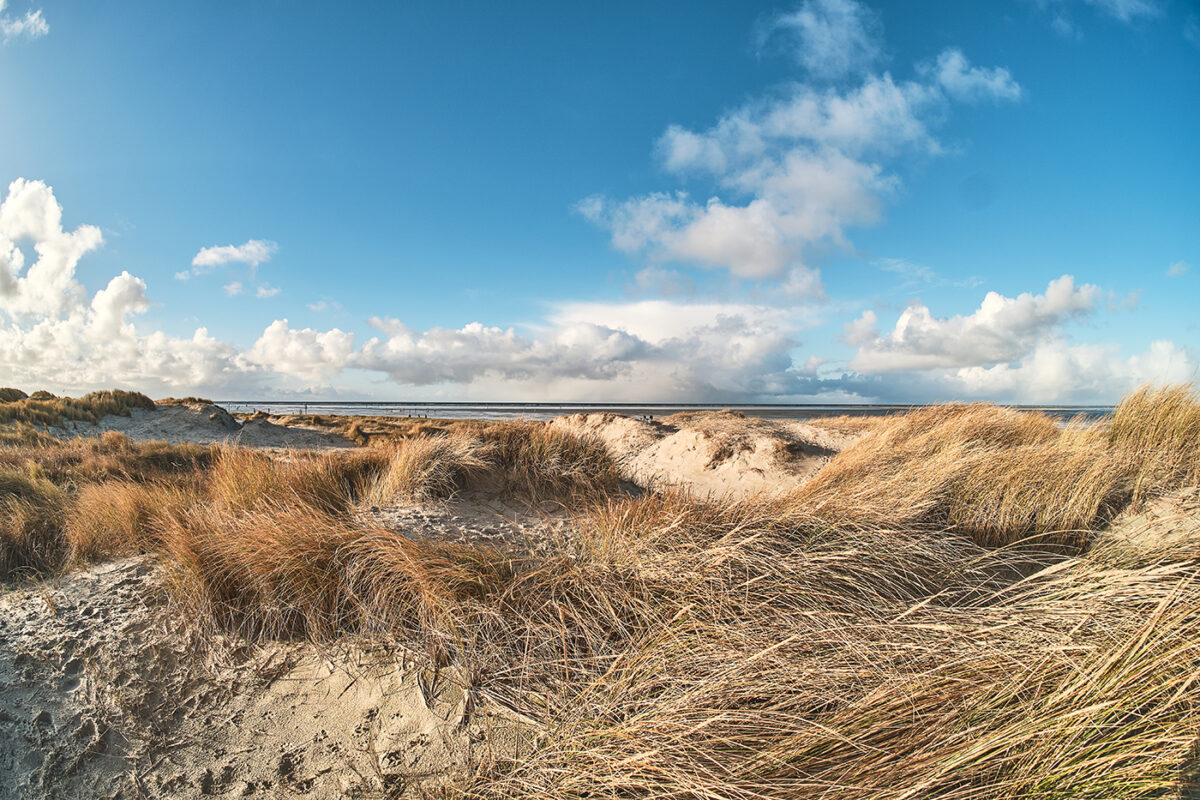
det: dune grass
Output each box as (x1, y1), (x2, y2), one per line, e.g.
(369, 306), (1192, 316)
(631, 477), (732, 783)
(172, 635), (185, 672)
(3, 385), (1200, 796)
(790, 386), (1200, 549)
(0, 388), (156, 427)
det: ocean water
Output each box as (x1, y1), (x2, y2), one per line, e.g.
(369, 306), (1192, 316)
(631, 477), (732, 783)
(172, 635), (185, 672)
(218, 401), (1114, 423)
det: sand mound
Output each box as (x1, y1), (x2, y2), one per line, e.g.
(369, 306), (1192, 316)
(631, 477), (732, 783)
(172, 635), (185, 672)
(50, 403), (356, 449)
(551, 410), (856, 498)
(0, 558), (502, 799)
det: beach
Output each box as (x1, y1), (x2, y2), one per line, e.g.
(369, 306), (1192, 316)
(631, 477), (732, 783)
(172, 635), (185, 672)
(1, 387), (1199, 798)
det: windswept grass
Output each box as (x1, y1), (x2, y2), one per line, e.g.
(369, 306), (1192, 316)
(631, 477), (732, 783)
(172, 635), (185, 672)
(0, 388), (155, 428)
(790, 386), (1200, 549)
(0, 466), (69, 579)
(366, 421), (619, 505)
(4, 385), (1200, 797)
(157, 396), (215, 406)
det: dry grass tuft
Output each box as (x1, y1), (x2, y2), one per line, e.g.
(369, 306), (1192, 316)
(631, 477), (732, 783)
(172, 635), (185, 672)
(368, 433), (491, 504)
(208, 446), (384, 516)
(64, 480), (199, 565)
(366, 421), (619, 505)
(789, 392), (1200, 548)
(0, 388), (155, 428)
(0, 467), (68, 579)
(157, 396), (215, 406)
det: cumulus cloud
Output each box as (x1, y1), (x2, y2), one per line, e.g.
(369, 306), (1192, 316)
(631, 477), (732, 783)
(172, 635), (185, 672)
(178, 239), (278, 280)
(762, 0), (883, 80)
(1, 177), (1189, 406)
(928, 49), (1023, 102)
(949, 339), (1193, 403)
(223, 281), (243, 296)
(352, 300), (808, 400)
(0, 179), (265, 395)
(0, 178), (103, 316)
(246, 320), (355, 383)
(1167, 260), (1189, 277)
(0, 1), (48, 43)
(848, 275), (1101, 371)
(584, 18), (1018, 282)
(256, 284), (280, 298)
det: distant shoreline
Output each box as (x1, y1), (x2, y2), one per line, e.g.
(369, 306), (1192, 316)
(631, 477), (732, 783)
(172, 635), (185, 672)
(219, 400), (1114, 423)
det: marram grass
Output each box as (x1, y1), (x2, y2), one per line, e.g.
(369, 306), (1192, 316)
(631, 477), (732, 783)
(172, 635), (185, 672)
(2, 385), (1200, 798)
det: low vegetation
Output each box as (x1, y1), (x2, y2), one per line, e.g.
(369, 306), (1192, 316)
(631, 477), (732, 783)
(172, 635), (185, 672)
(2, 385), (1200, 797)
(0, 387), (155, 427)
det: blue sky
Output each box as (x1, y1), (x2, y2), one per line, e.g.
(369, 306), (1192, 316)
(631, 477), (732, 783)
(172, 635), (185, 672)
(0, 0), (1196, 402)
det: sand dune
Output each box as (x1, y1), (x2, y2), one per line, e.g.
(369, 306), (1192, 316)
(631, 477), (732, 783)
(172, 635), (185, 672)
(552, 409), (857, 498)
(3, 389), (1200, 798)
(51, 402), (356, 449)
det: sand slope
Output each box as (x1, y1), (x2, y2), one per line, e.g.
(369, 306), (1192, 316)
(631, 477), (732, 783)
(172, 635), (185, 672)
(0, 559), (497, 799)
(552, 410), (855, 498)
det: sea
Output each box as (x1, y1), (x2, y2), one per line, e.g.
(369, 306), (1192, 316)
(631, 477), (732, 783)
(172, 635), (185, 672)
(217, 401), (1115, 423)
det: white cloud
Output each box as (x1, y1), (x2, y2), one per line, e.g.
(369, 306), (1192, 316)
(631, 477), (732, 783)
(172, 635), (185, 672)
(842, 308), (878, 347)
(0, 178), (103, 316)
(877, 257), (982, 289)
(763, 0), (883, 80)
(929, 49), (1023, 103)
(179, 239), (278, 280)
(223, 281), (243, 296)
(950, 339), (1193, 403)
(1167, 260), (1189, 277)
(246, 320), (355, 383)
(1040, 0), (1160, 36)
(1, 177), (1188, 406)
(0, 2), (48, 43)
(256, 284), (280, 298)
(586, 33), (1018, 281)
(780, 266), (827, 300)
(849, 275), (1101, 371)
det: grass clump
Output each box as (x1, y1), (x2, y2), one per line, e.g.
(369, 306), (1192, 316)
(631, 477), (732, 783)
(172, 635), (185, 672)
(368, 434), (490, 504)
(64, 480), (199, 565)
(0, 388), (155, 428)
(366, 421), (619, 505)
(0, 467), (69, 579)
(790, 389), (1200, 548)
(157, 396), (215, 406)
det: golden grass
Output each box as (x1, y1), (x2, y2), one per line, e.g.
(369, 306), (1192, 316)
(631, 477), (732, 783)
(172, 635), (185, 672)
(789, 387), (1200, 549)
(4, 385), (1200, 797)
(366, 421), (619, 505)
(157, 396), (215, 406)
(0, 388), (155, 427)
(0, 466), (68, 579)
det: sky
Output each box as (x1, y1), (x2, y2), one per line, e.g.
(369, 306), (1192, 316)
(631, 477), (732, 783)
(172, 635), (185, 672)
(0, 0), (1196, 403)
